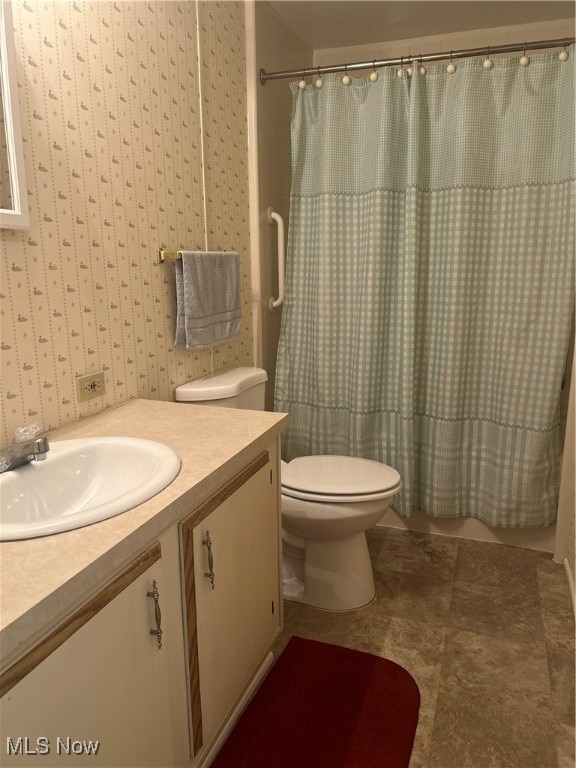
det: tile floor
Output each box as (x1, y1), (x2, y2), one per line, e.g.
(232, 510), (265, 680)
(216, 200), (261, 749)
(279, 527), (575, 768)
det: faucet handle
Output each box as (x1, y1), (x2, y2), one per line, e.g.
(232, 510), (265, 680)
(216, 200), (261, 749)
(14, 423), (42, 442)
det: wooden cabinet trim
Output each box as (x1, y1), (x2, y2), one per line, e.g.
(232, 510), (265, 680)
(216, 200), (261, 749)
(0, 542), (161, 698)
(181, 524), (203, 754)
(179, 451), (270, 754)
(182, 451), (270, 531)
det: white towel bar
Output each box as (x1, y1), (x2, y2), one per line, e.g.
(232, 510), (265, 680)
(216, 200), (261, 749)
(267, 207), (285, 311)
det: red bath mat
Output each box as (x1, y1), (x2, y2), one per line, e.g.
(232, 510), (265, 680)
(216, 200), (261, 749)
(211, 636), (420, 768)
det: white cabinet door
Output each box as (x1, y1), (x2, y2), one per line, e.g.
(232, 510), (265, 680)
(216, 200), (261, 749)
(181, 448), (281, 751)
(0, 546), (175, 768)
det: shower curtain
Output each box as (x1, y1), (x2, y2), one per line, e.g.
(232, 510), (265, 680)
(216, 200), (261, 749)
(274, 49), (575, 527)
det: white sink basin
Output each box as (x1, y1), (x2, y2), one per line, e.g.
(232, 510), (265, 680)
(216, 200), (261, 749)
(0, 437), (181, 541)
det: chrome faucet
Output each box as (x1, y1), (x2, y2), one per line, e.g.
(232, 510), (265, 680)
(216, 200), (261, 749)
(0, 426), (50, 474)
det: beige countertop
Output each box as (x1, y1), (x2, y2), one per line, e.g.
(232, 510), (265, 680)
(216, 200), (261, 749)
(0, 399), (289, 669)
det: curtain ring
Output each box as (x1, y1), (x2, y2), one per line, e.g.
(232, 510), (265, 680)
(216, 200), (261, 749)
(520, 42), (529, 66)
(315, 66), (323, 88)
(447, 50), (456, 74)
(397, 55), (404, 78)
(298, 68), (306, 89)
(370, 59), (378, 82)
(559, 38), (569, 61)
(418, 53), (426, 76)
(342, 63), (351, 86)
(483, 45), (493, 69)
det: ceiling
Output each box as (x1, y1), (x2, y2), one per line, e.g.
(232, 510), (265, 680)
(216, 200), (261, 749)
(268, 1), (575, 50)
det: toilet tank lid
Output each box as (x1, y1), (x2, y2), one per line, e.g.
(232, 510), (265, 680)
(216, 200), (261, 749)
(175, 367), (268, 401)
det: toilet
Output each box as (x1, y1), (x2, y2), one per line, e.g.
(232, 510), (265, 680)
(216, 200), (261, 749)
(175, 367), (401, 611)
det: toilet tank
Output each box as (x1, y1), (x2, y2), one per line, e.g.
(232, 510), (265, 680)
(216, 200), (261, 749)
(175, 367), (267, 410)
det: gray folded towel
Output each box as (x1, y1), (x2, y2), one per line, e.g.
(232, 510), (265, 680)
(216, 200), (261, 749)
(174, 251), (242, 349)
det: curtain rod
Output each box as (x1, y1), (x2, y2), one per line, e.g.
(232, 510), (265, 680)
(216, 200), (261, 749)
(259, 37), (574, 84)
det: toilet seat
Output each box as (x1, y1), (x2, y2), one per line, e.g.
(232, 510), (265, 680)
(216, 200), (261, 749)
(281, 455), (401, 503)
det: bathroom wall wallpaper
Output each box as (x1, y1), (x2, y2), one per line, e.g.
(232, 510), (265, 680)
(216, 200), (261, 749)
(0, 1), (252, 447)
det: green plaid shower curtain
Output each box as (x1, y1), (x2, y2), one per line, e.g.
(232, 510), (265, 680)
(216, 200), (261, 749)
(274, 49), (574, 527)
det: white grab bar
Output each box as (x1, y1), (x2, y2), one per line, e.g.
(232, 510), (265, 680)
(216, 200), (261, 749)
(267, 207), (285, 311)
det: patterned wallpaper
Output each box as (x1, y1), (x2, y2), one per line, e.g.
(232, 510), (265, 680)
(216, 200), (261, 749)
(0, 1), (252, 447)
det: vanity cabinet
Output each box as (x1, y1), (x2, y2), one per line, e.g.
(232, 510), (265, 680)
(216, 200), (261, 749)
(0, 440), (284, 768)
(181, 446), (282, 758)
(0, 545), (175, 768)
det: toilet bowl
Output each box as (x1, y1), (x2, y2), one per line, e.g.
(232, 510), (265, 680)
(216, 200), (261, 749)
(281, 455), (400, 610)
(175, 367), (401, 612)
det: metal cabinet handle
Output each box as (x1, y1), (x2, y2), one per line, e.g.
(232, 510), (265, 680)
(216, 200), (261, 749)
(147, 580), (163, 650)
(203, 531), (215, 589)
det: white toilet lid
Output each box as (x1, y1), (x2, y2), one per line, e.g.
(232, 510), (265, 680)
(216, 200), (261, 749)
(281, 455), (401, 497)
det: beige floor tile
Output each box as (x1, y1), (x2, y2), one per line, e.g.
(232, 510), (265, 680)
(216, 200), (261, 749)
(372, 568), (453, 624)
(345, 608), (445, 689)
(546, 642), (576, 728)
(409, 700), (437, 768)
(283, 599), (356, 645)
(454, 538), (547, 589)
(438, 628), (553, 720)
(429, 690), (558, 768)
(368, 527), (459, 580)
(448, 577), (545, 642)
(537, 560), (575, 727)
(555, 722), (576, 768)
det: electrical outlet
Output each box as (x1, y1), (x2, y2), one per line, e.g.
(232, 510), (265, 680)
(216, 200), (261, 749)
(77, 372), (105, 402)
